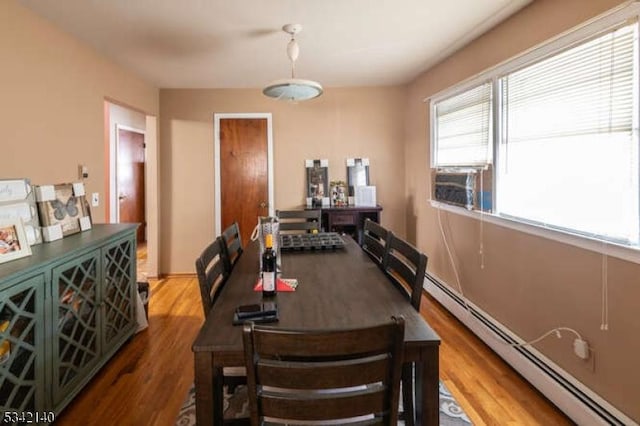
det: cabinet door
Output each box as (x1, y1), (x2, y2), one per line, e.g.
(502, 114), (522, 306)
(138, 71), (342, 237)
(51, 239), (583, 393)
(0, 275), (45, 413)
(51, 250), (101, 405)
(102, 235), (136, 350)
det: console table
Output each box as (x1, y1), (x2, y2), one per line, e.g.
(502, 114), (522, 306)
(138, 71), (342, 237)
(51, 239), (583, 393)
(0, 224), (137, 416)
(312, 205), (382, 244)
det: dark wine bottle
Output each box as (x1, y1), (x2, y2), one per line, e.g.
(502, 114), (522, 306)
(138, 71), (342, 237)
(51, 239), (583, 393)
(262, 233), (277, 298)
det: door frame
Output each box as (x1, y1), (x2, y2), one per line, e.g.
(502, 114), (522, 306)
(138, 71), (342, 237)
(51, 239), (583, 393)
(105, 100), (159, 278)
(113, 124), (146, 223)
(213, 113), (274, 235)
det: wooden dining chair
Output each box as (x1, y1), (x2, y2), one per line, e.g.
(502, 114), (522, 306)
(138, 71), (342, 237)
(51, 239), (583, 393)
(195, 237), (248, 424)
(362, 218), (390, 267)
(242, 317), (405, 426)
(195, 237), (229, 316)
(384, 233), (428, 426)
(276, 209), (321, 233)
(221, 221), (243, 271)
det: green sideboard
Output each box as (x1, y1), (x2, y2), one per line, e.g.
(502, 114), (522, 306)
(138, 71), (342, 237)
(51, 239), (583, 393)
(0, 224), (137, 417)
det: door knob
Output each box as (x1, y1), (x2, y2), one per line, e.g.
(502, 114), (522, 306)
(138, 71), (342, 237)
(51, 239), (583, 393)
(259, 202), (268, 208)
(118, 195), (127, 201)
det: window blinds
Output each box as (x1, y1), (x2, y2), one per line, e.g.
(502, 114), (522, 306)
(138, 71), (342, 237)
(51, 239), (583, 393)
(433, 82), (492, 166)
(498, 22), (639, 243)
(500, 23), (635, 143)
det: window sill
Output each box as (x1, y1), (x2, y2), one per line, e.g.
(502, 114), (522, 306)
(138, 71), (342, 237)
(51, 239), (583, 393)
(429, 200), (640, 265)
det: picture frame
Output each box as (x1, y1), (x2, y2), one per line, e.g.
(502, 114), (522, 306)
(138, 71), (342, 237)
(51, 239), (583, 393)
(0, 219), (32, 264)
(305, 159), (329, 208)
(0, 178), (42, 245)
(36, 183), (91, 237)
(330, 180), (348, 206)
(346, 158), (370, 197)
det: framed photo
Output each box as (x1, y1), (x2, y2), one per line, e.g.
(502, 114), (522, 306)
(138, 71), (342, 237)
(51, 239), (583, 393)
(346, 158), (370, 196)
(330, 180), (347, 206)
(0, 220), (32, 264)
(37, 183), (90, 237)
(0, 178), (42, 245)
(305, 159), (329, 208)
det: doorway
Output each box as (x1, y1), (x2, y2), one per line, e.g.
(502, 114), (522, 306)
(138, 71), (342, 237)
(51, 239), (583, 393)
(214, 113), (274, 244)
(106, 101), (159, 280)
(116, 126), (146, 243)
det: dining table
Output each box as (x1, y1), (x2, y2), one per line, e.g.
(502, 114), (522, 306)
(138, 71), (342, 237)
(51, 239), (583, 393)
(192, 235), (441, 425)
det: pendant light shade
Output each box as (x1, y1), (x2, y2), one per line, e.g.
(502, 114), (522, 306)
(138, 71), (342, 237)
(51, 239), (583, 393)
(263, 24), (323, 101)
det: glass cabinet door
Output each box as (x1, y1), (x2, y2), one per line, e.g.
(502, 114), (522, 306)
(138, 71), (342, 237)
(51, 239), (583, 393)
(0, 275), (44, 413)
(102, 237), (135, 348)
(51, 250), (100, 405)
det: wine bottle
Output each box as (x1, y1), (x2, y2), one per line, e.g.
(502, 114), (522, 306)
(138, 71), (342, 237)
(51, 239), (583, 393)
(262, 233), (277, 298)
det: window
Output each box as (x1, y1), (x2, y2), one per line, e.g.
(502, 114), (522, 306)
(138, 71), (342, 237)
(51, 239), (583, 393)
(431, 11), (640, 247)
(433, 82), (493, 167)
(498, 23), (638, 244)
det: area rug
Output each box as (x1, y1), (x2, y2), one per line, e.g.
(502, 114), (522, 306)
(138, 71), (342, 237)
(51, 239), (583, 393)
(176, 381), (472, 425)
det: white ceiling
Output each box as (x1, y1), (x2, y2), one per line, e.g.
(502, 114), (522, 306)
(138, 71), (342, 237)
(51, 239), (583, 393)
(20, 0), (531, 89)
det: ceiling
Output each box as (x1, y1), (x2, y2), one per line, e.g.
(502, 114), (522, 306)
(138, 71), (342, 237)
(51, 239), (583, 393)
(20, 0), (531, 89)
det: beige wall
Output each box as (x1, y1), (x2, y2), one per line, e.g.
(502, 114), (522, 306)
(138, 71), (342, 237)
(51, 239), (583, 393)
(160, 87), (406, 273)
(405, 0), (639, 421)
(0, 0), (158, 223)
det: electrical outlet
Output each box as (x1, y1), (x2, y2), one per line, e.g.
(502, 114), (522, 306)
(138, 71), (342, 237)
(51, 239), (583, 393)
(91, 192), (99, 207)
(573, 338), (590, 360)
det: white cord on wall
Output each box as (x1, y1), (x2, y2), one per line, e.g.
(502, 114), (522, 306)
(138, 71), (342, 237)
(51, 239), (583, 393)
(479, 170), (485, 270)
(436, 205), (587, 350)
(437, 207), (470, 312)
(601, 242), (609, 331)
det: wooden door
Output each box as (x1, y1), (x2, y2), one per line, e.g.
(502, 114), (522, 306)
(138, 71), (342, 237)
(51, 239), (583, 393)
(220, 118), (269, 244)
(117, 128), (146, 243)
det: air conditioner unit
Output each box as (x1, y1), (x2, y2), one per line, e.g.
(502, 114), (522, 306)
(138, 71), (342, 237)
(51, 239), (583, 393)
(434, 170), (477, 210)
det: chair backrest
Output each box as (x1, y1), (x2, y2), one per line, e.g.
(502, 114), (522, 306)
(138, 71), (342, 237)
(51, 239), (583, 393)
(384, 233), (428, 311)
(195, 237), (228, 318)
(276, 209), (321, 233)
(242, 317), (405, 426)
(362, 218), (390, 266)
(221, 221), (243, 271)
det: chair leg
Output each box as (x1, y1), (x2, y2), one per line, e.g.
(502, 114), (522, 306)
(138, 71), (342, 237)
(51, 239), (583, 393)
(402, 362), (415, 426)
(214, 367), (225, 425)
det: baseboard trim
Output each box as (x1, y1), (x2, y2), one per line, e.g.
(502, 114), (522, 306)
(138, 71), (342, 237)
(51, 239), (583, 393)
(424, 273), (637, 426)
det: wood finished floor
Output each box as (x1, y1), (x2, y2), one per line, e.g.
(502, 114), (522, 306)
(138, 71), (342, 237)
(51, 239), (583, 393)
(55, 276), (574, 426)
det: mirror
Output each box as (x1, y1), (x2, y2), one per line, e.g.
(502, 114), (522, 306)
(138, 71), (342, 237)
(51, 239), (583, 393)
(346, 158), (370, 196)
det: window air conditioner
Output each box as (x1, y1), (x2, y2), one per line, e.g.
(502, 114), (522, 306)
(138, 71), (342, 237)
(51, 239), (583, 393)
(434, 170), (477, 210)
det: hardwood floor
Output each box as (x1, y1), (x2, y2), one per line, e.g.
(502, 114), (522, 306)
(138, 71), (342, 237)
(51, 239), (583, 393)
(418, 295), (574, 425)
(55, 277), (202, 426)
(56, 276), (573, 426)
(137, 242), (148, 281)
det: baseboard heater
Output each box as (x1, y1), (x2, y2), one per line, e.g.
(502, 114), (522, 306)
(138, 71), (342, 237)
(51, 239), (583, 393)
(424, 273), (637, 426)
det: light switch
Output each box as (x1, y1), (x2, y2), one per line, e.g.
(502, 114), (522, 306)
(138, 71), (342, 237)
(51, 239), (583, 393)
(91, 192), (99, 207)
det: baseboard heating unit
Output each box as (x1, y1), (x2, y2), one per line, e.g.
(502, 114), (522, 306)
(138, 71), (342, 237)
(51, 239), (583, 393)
(424, 273), (637, 426)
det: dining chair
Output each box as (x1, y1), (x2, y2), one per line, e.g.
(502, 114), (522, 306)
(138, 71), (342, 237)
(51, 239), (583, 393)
(221, 221), (243, 271)
(242, 316), (405, 426)
(276, 209), (322, 233)
(384, 233), (428, 426)
(362, 218), (390, 267)
(195, 237), (248, 424)
(195, 236), (229, 316)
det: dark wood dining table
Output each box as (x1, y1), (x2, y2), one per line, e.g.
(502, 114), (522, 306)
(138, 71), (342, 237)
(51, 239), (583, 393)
(192, 237), (441, 425)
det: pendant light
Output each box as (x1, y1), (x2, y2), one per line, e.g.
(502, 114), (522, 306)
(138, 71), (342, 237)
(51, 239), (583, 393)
(263, 24), (323, 101)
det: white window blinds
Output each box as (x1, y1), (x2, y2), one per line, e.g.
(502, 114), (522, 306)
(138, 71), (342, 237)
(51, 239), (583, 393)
(433, 82), (493, 166)
(498, 22), (639, 243)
